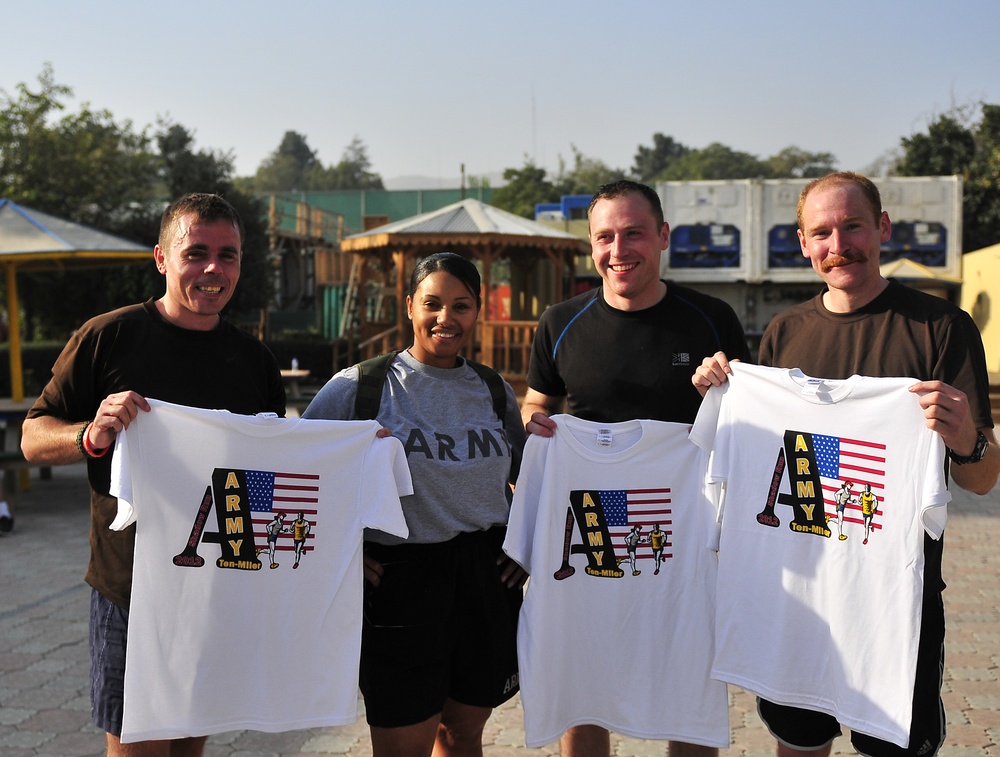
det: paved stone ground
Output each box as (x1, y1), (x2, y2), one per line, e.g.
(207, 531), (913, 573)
(1, 464), (997, 756)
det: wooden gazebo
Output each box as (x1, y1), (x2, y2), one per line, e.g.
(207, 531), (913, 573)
(0, 200), (151, 401)
(338, 199), (589, 386)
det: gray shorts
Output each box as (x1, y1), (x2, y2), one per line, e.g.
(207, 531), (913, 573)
(89, 588), (127, 736)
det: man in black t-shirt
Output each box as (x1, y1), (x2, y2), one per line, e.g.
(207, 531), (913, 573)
(693, 171), (999, 757)
(522, 179), (749, 757)
(22, 193), (284, 757)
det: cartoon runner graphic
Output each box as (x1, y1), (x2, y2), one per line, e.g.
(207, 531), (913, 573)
(292, 512), (311, 568)
(623, 525), (645, 576)
(261, 512), (287, 569)
(649, 524), (666, 575)
(860, 484), (878, 545)
(833, 481), (855, 541)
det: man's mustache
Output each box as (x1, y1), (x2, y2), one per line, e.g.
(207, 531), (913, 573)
(820, 251), (866, 272)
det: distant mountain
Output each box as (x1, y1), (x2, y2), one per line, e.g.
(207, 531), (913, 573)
(383, 172), (506, 191)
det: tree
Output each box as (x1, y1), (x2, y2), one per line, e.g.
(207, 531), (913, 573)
(764, 146), (837, 179)
(0, 64), (158, 230)
(895, 111), (977, 177)
(491, 159), (557, 218)
(158, 121), (236, 198)
(893, 103), (1000, 252)
(965, 105), (1000, 252)
(553, 145), (627, 197)
(251, 133), (384, 191)
(631, 135), (835, 182)
(253, 130), (319, 192)
(661, 143), (768, 181)
(632, 133), (691, 182)
(320, 136), (385, 190)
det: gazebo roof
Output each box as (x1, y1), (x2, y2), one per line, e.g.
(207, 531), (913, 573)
(0, 200), (150, 268)
(340, 198), (588, 255)
(880, 257), (962, 284)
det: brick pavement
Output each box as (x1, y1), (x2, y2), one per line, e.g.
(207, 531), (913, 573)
(0, 463), (997, 756)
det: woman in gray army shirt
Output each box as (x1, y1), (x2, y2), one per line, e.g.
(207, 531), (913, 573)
(304, 252), (526, 757)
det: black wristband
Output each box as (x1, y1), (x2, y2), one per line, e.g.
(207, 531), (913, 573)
(948, 430), (989, 465)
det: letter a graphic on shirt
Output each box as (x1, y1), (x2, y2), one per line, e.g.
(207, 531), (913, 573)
(211, 469), (264, 569)
(568, 490), (625, 578)
(776, 431), (831, 539)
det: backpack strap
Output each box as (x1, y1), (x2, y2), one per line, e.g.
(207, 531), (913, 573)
(464, 358), (507, 421)
(352, 350), (400, 420)
(352, 350), (507, 422)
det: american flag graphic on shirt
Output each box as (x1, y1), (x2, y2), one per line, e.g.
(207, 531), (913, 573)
(245, 470), (320, 550)
(811, 433), (886, 526)
(600, 488), (673, 562)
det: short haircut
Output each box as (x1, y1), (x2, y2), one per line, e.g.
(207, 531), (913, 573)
(797, 172), (883, 229)
(408, 252), (482, 309)
(588, 180), (665, 229)
(159, 193), (245, 250)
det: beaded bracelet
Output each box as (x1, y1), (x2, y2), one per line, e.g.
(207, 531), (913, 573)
(75, 422), (89, 458)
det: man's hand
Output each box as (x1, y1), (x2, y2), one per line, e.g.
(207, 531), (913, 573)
(521, 388), (564, 438)
(526, 411), (558, 438)
(910, 380), (999, 495)
(497, 554), (528, 589)
(692, 351), (739, 397)
(89, 391), (151, 450)
(910, 380), (979, 454)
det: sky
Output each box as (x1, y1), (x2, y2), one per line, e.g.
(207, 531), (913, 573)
(3, 0), (999, 190)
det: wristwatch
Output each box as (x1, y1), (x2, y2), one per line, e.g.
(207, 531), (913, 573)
(948, 431), (989, 465)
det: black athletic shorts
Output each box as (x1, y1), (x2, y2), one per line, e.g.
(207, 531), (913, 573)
(360, 526), (522, 728)
(757, 590), (946, 757)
